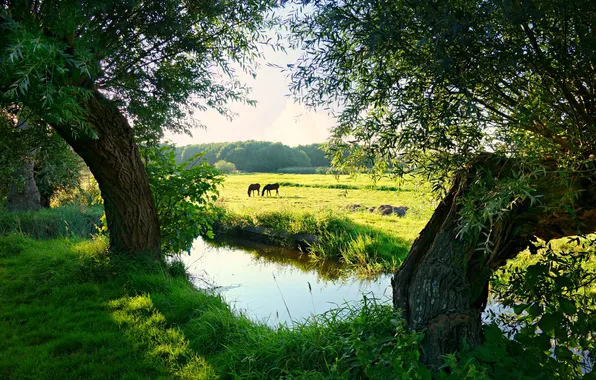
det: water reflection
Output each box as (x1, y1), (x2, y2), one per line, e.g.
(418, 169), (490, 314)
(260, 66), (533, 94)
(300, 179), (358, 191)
(177, 236), (393, 327)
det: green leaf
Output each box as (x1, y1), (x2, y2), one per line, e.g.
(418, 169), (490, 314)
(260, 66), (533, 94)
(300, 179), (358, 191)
(559, 298), (577, 316)
(538, 313), (559, 334)
(513, 303), (528, 314)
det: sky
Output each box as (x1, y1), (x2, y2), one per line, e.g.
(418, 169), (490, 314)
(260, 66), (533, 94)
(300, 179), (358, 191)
(163, 44), (335, 148)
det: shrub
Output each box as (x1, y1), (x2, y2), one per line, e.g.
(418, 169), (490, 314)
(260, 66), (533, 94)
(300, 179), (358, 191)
(214, 160), (237, 174)
(143, 145), (223, 255)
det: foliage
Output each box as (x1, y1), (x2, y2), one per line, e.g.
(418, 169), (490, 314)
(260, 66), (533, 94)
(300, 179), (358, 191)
(489, 238), (596, 377)
(296, 143), (332, 167)
(33, 133), (85, 206)
(50, 175), (103, 208)
(288, 0), (596, 187)
(0, 0), (280, 143)
(213, 160), (237, 174)
(176, 141), (330, 172)
(143, 146), (223, 255)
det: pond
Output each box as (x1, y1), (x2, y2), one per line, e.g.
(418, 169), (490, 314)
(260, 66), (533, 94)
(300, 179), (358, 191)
(176, 236), (393, 327)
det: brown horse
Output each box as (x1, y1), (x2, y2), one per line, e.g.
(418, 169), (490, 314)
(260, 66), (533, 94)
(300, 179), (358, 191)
(261, 183), (279, 196)
(247, 183), (260, 197)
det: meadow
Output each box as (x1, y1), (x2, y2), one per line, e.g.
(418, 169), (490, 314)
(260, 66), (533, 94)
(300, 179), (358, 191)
(216, 173), (437, 274)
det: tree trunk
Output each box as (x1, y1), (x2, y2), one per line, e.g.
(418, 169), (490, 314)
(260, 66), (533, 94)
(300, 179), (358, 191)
(7, 157), (41, 212)
(53, 91), (161, 257)
(392, 154), (596, 368)
(7, 119), (41, 212)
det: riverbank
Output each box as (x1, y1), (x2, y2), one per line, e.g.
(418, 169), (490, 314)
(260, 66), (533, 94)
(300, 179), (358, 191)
(215, 173), (435, 275)
(1, 231), (590, 378)
(0, 234), (430, 378)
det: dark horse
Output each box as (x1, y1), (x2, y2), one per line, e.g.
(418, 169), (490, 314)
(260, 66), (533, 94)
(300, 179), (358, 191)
(261, 183), (279, 196)
(247, 183), (260, 197)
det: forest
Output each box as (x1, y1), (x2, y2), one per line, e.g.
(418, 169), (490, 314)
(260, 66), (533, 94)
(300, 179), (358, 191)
(175, 141), (331, 173)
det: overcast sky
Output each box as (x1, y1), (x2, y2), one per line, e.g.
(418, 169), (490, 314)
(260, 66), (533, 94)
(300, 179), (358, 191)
(163, 43), (334, 148)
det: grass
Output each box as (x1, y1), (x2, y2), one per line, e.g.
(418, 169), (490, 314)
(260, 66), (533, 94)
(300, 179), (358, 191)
(216, 173), (435, 275)
(0, 234), (433, 379)
(0, 205), (103, 239)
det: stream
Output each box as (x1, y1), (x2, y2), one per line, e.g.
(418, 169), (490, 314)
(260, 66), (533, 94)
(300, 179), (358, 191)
(177, 236), (392, 326)
(177, 236), (592, 373)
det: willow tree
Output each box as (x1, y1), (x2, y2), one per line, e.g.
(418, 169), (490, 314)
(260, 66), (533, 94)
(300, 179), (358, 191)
(289, 0), (596, 366)
(0, 0), (277, 256)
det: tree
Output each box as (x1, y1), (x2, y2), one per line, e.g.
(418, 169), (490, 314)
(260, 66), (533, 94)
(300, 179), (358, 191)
(0, 115), (41, 211)
(1, 0), (278, 256)
(214, 160), (237, 174)
(296, 143), (331, 167)
(143, 146), (222, 255)
(0, 111), (83, 210)
(288, 0), (596, 366)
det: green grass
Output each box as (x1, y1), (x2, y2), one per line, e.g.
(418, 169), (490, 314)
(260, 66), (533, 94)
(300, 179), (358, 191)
(216, 173), (435, 274)
(0, 234), (433, 379)
(0, 205), (103, 239)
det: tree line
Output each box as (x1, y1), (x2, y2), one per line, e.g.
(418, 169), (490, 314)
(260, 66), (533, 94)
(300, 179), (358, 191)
(175, 141), (331, 172)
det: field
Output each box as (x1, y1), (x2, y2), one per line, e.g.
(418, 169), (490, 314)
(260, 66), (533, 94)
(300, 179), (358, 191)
(215, 173), (437, 274)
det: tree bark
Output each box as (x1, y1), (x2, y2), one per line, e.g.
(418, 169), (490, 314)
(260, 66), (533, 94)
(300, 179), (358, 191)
(7, 157), (41, 212)
(392, 154), (596, 368)
(53, 91), (161, 257)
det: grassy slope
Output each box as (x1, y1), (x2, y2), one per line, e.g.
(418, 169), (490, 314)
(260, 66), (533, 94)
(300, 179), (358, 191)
(217, 174), (435, 274)
(0, 234), (433, 379)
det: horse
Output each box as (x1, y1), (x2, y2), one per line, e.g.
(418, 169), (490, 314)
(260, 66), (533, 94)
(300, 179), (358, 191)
(247, 183), (260, 197)
(261, 183), (279, 196)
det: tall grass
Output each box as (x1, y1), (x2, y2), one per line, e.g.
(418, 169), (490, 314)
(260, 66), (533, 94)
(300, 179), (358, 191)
(220, 209), (411, 275)
(0, 205), (103, 239)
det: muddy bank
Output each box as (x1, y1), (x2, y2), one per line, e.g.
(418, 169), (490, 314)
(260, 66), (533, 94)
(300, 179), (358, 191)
(214, 224), (319, 253)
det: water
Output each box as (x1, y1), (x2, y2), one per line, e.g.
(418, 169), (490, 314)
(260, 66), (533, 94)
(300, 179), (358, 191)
(176, 236), (393, 326)
(177, 236), (593, 372)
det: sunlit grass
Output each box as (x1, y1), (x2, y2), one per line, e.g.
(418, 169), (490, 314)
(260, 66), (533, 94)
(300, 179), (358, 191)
(216, 173), (436, 274)
(0, 234), (429, 379)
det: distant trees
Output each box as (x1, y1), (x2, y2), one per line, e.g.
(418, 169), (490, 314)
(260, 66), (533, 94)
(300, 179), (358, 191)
(214, 160), (237, 174)
(296, 144), (330, 167)
(176, 141), (331, 173)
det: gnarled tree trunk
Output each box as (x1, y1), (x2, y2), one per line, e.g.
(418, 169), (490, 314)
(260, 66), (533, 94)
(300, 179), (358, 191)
(392, 154), (596, 368)
(54, 91), (160, 257)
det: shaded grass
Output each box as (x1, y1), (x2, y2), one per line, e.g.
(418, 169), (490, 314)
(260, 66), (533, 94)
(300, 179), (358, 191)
(0, 205), (103, 239)
(0, 234), (431, 379)
(0, 234), (216, 379)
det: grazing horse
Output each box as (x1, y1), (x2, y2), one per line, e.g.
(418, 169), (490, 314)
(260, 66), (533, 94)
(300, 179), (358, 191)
(261, 183), (280, 196)
(247, 183), (260, 197)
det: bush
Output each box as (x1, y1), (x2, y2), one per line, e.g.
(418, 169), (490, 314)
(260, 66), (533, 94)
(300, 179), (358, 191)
(50, 175), (103, 207)
(143, 145), (223, 255)
(214, 160), (237, 174)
